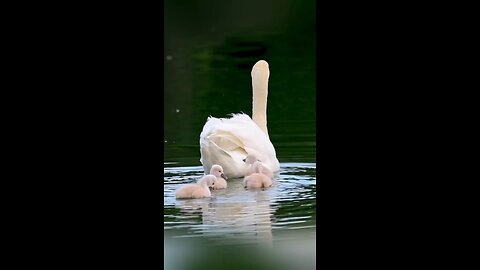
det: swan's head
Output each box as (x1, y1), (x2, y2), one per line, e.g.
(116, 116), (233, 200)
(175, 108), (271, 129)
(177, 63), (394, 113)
(200, 175), (217, 188)
(252, 60), (269, 73)
(242, 154), (260, 165)
(210, 164), (227, 180)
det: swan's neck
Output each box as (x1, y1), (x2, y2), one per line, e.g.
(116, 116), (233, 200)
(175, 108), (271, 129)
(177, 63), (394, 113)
(251, 62), (269, 136)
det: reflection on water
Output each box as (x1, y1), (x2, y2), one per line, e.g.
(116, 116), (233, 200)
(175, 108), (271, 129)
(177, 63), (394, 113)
(164, 162), (316, 270)
(174, 190), (274, 246)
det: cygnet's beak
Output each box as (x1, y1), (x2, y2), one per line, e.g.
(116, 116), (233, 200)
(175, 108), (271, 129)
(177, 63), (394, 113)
(221, 173), (227, 180)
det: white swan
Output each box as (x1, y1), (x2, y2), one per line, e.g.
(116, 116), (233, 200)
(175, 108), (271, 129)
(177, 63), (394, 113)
(199, 60), (280, 179)
(206, 164), (228, 190)
(175, 175), (216, 199)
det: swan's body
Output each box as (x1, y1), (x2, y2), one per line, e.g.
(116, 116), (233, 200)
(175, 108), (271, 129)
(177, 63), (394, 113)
(199, 60), (280, 179)
(175, 175), (216, 199)
(207, 164), (227, 190)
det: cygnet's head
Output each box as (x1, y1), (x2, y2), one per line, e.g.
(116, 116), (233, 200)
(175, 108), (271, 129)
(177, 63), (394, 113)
(242, 154), (260, 165)
(210, 164), (227, 180)
(200, 175), (217, 188)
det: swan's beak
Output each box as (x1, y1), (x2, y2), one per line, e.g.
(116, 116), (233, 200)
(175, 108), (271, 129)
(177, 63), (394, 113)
(221, 173), (227, 180)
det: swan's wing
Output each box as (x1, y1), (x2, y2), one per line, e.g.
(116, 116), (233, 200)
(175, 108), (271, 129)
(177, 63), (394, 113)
(200, 116), (249, 177)
(200, 136), (245, 173)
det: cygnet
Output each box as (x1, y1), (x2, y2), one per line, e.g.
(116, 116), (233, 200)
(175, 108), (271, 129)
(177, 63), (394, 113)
(243, 162), (273, 189)
(243, 154), (274, 179)
(176, 175), (216, 199)
(208, 164), (228, 190)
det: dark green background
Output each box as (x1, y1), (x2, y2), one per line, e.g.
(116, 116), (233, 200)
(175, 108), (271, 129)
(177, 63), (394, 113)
(164, 0), (316, 166)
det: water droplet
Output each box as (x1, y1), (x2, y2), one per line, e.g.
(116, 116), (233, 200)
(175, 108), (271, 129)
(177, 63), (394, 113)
(166, 55), (173, 61)
(176, 109), (180, 113)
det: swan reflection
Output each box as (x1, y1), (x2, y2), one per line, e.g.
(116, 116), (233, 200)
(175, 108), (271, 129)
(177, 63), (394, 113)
(175, 177), (276, 245)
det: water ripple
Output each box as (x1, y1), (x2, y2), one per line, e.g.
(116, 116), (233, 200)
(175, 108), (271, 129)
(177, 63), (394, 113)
(164, 162), (316, 245)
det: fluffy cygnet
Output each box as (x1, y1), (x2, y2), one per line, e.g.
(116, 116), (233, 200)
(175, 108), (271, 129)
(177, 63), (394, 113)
(243, 154), (274, 179)
(208, 164), (228, 190)
(243, 162), (273, 189)
(176, 175), (216, 199)
(243, 172), (273, 189)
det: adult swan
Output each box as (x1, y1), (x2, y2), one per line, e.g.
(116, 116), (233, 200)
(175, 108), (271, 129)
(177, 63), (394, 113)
(199, 60), (280, 179)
